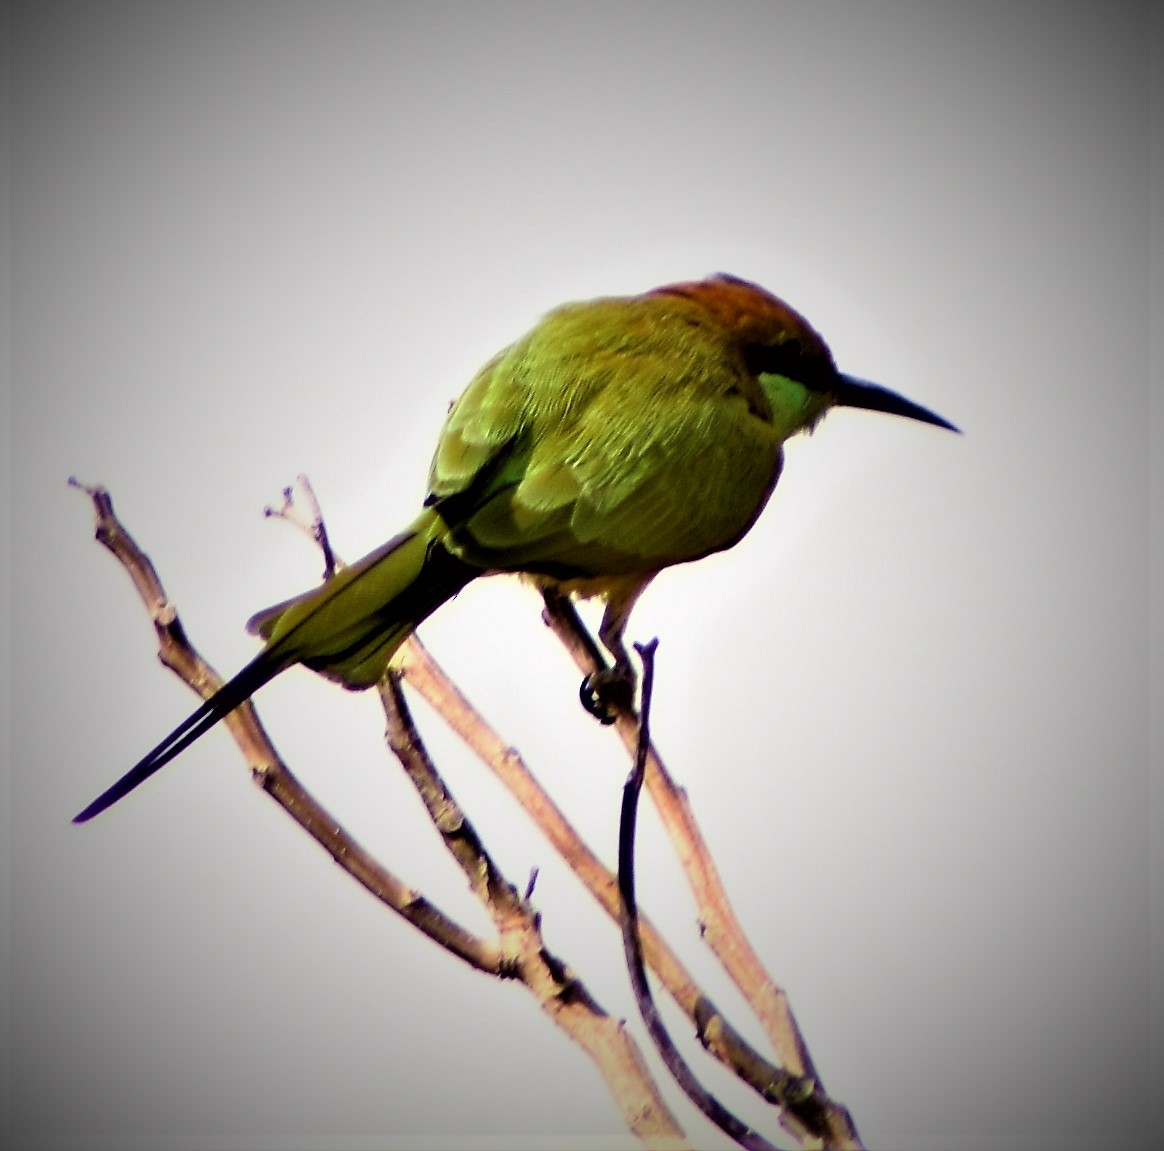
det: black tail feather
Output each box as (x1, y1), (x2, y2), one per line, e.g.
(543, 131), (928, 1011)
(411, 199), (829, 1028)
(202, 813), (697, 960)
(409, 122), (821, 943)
(74, 510), (471, 823)
(72, 654), (282, 823)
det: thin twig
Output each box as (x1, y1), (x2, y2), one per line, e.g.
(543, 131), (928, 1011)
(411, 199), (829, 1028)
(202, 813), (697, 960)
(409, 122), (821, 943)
(396, 635), (820, 1137)
(542, 588), (863, 1150)
(541, 586), (811, 1066)
(264, 474), (337, 578)
(376, 669), (687, 1148)
(620, 639), (779, 1151)
(378, 671), (528, 939)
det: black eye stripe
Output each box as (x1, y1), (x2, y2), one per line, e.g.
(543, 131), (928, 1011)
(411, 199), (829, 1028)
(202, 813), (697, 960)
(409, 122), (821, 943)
(742, 341), (835, 391)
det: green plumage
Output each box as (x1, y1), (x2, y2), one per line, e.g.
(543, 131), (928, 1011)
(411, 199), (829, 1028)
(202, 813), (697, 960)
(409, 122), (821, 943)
(75, 274), (955, 822)
(431, 292), (803, 573)
(245, 509), (470, 688)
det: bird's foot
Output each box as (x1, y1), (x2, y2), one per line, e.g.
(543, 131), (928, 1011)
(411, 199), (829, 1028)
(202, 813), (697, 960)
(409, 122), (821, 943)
(580, 664), (636, 725)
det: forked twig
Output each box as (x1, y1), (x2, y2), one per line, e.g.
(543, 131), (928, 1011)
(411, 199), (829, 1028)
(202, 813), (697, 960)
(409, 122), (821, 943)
(264, 474), (337, 578)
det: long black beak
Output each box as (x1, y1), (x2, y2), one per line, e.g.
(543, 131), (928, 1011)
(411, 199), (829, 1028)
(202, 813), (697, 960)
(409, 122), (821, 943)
(835, 374), (960, 433)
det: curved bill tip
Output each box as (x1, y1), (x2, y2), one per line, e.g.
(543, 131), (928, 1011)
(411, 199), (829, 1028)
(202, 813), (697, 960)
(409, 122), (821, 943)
(835, 375), (960, 433)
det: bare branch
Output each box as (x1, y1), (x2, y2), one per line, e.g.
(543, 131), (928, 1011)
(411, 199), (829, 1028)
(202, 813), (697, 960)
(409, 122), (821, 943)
(253, 482), (860, 1148)
(378, 671), (527, 937)
(377, 669), (686, 1147)
(541, 587), (864, 1150)
(540, 587), (809, 1061)
(263, 474), (337, 578)
(69, 478), (500, 970)
(71, 478), (688, 1149)
(395, 635), (821, 1134)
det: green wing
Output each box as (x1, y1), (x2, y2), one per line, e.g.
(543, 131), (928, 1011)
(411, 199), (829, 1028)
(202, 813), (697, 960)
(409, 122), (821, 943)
(428, 295), (784, 577)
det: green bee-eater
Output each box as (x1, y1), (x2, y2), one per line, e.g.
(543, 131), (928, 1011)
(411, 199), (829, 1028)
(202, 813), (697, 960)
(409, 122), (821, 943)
(75, 274), (956, 823)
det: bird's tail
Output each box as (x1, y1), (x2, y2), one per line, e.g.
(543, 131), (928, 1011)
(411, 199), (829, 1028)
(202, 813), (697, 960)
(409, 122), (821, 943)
(73, 508), (476, 823)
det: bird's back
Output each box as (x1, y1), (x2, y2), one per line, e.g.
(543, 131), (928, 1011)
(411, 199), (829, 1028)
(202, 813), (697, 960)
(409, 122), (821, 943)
(427, 290), (789, 577)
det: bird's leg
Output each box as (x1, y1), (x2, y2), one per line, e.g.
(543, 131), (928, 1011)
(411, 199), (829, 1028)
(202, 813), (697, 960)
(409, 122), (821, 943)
(580, 580), (649, 725)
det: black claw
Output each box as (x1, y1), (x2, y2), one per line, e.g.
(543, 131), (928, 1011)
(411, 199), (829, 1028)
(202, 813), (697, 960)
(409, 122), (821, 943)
(580, 674), (617, 724)
(579, 667), (635, 725)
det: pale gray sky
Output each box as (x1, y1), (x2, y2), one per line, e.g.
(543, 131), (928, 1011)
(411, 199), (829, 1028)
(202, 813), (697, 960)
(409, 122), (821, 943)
(6, 3), (1157, 1149)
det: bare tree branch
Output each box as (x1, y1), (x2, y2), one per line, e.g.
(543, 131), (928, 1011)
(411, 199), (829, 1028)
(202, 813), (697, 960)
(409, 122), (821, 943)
(264, 473), (337, 579)
(541, 588), (863, 1150)
(73, 475), (863, 1149)
(69, 478), (499, 971)
(394, 634), (835, 1144)
(271, 483), (860, 1149)
(70, 478), (688, 1149)
(377, 669), (686, 1147)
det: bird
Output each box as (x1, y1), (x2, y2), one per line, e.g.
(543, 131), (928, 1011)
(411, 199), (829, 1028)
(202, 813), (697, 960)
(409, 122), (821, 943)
(74, 273), (957, 823)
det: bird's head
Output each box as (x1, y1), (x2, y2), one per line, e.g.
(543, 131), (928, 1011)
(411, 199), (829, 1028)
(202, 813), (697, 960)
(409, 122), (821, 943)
(653, 273), (959, 440)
